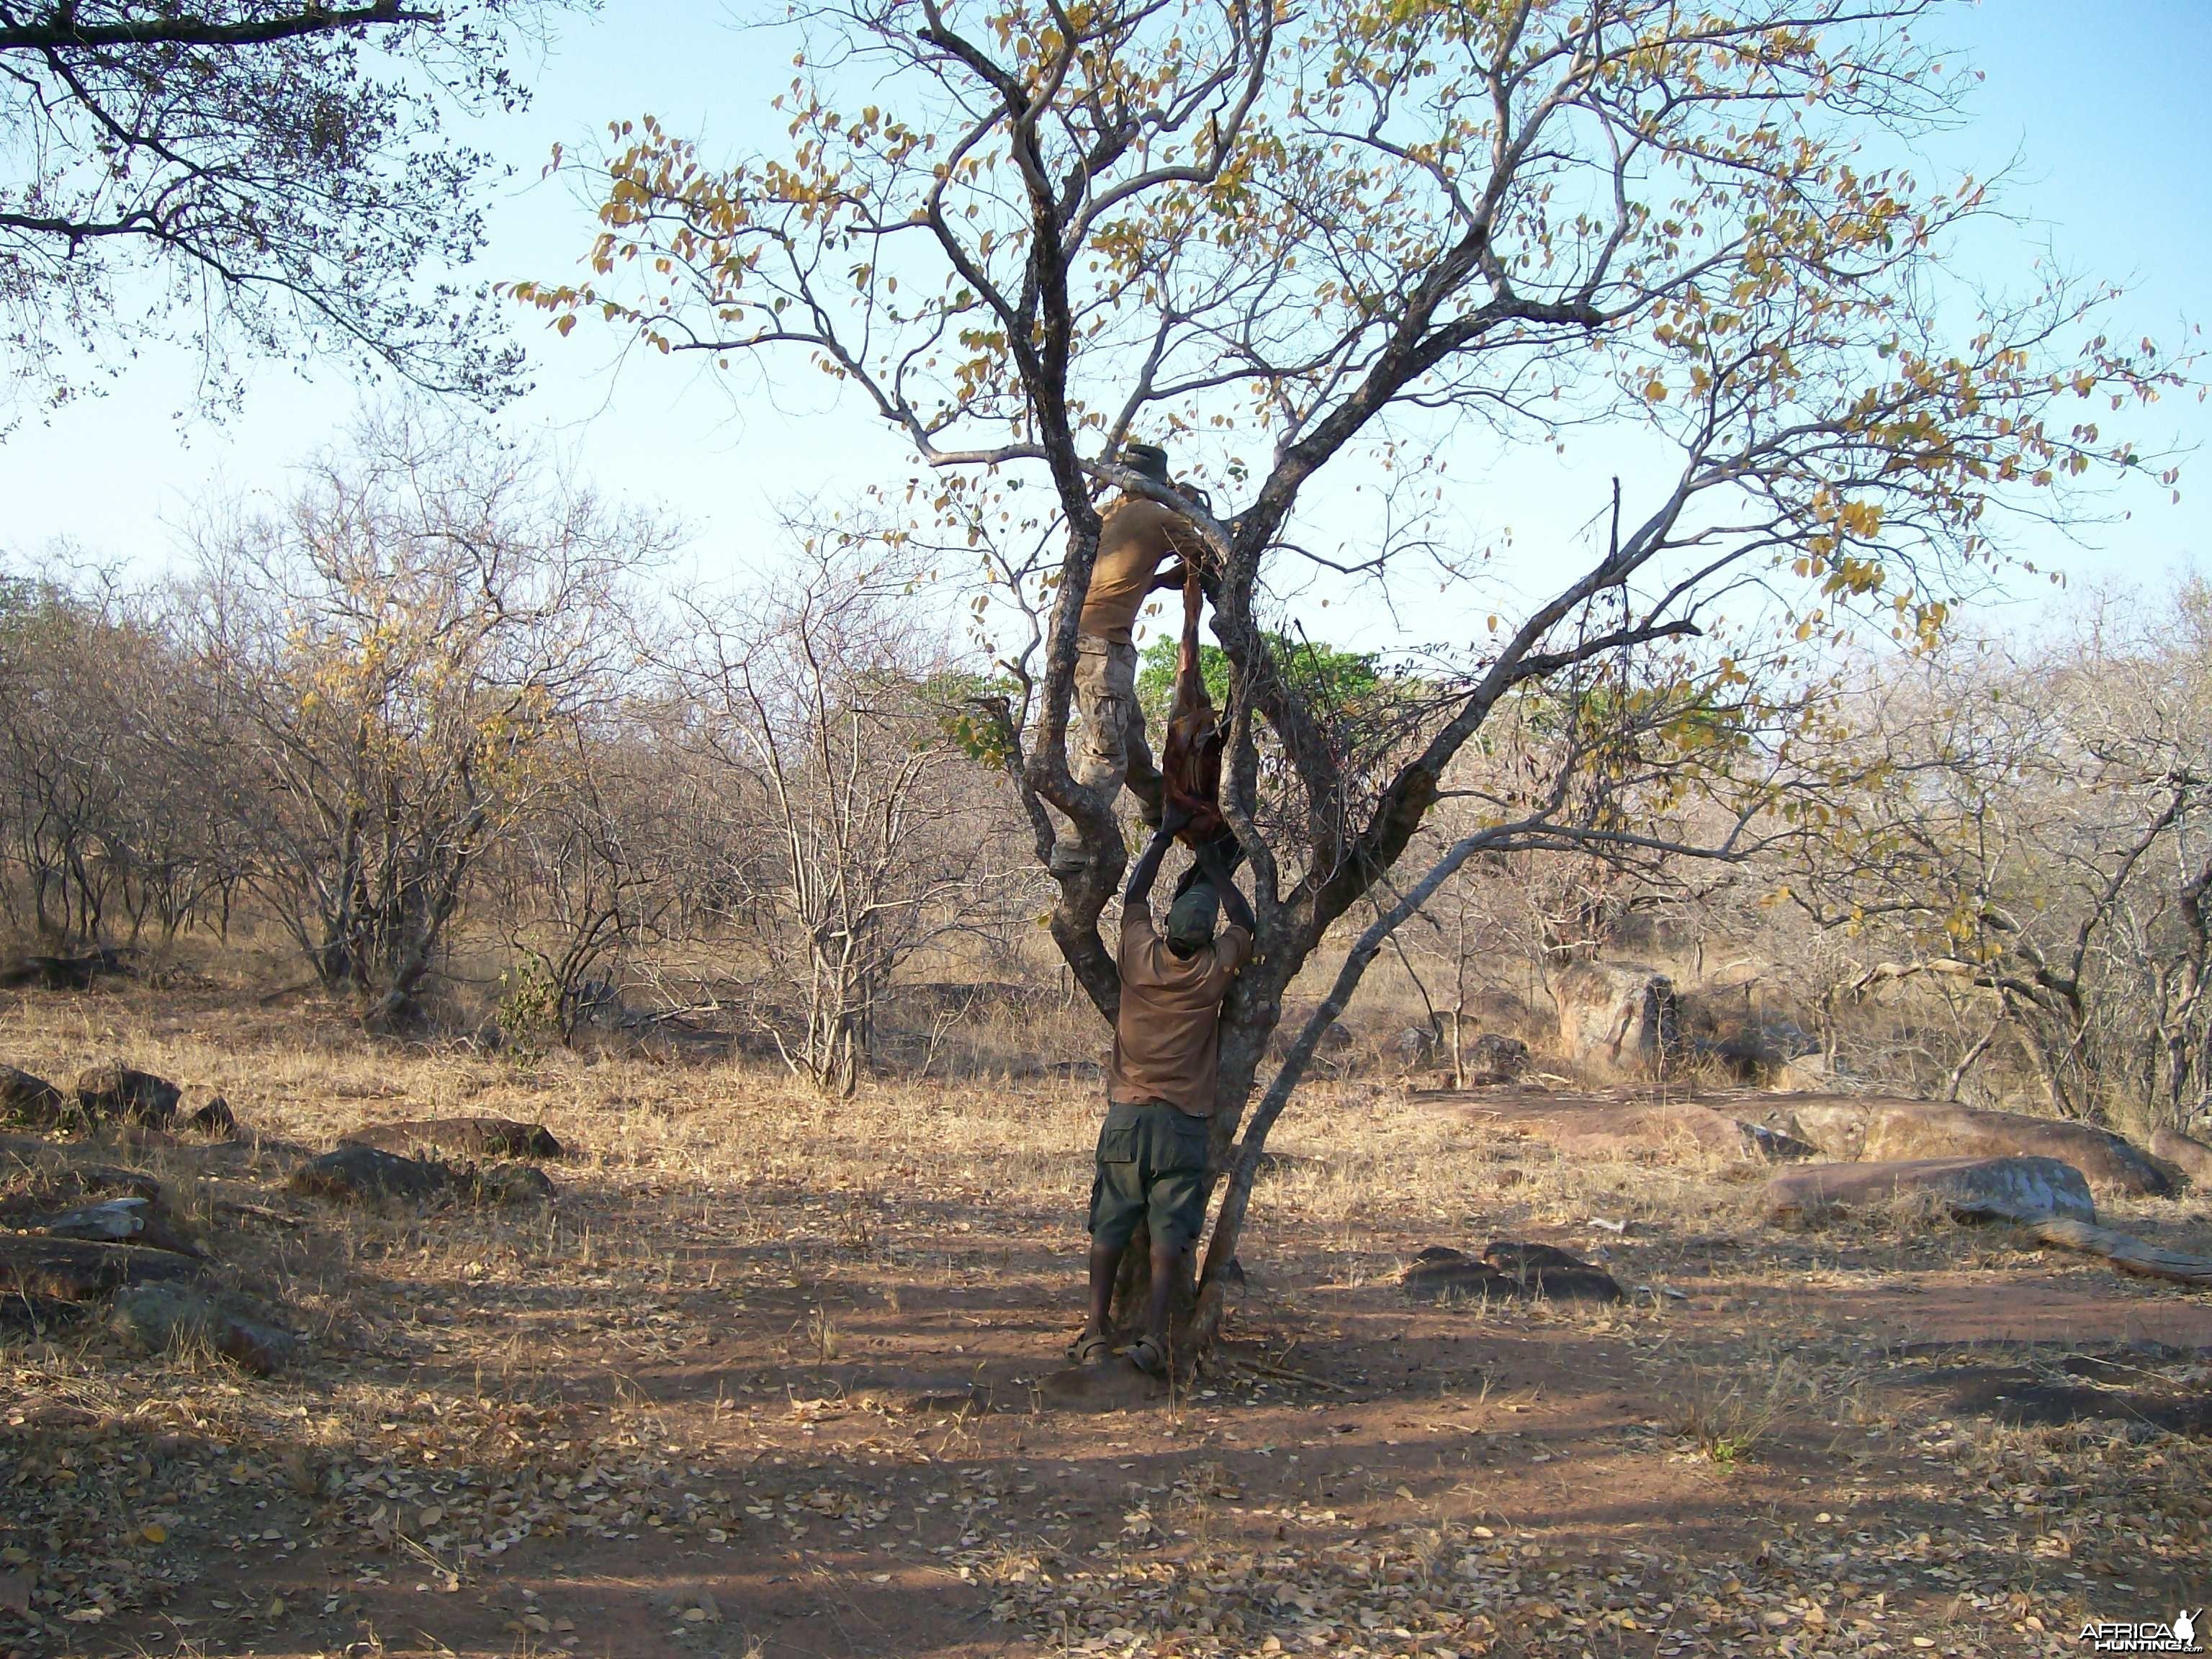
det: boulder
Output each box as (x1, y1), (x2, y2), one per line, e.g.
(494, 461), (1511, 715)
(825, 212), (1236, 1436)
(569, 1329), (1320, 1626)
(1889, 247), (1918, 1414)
(1465, 1099), (1813, 1163)
(1403, 1241), (1622, 1303)
(1758, 1096), (2173, 1198)
(37, 1195), (148, 1243)
(1695, 1020), (1822, 1085)
(1462, 1033), (1531, 1084)
(290, 1144), (454, 1204)
(1390, 1025), (1439, 1067)
(0, 1236), (204, 1302)
(35, 1195), (207, 1258)
(290, 1143), (556, 1206)
(1761, 1156), (2097, 1225)
(2149, 1125), (2212, 1188)
(1480, 1240), (1624, 1302)
(108, 1284), (297, 1375)
(0, 949), (130, 991)
(0, 1064), (68, 1128)
(74, 1064), (181, 1130)
(1549, 961), (1682, 1076)
(182, 1096), (237, 1138)
(471, 1162), (557, 1205)
(341, 1116), (565, 1161)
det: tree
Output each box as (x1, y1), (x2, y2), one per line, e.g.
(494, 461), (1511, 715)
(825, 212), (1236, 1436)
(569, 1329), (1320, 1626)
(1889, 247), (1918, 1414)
(0, 0), (575, 426)
(530, 0), (2184, 1341)
(184, 411), (658, 1029)
(1788, 586), (2212, 1130)
(665, 536), (1021, 1094)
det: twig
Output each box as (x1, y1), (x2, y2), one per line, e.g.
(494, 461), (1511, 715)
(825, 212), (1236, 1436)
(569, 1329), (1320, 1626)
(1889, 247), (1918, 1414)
(1228, 1358), (1357, 1395)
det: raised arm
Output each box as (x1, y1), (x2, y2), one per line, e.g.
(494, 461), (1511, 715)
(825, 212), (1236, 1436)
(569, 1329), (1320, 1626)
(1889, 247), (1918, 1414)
(1124, 818), (1182, 908)
(1197, 839), (1255, 934)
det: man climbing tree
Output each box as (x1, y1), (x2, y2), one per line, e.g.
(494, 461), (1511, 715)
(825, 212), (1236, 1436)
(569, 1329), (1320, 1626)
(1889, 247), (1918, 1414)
(1050, 442), (1211, 873)
(1075, 817), (1254, 1376)
(534, 0), (2189, 1354)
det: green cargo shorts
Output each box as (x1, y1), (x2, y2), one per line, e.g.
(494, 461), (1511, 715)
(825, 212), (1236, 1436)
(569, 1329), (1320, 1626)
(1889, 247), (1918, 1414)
(1088, 1099), (1210, 1255)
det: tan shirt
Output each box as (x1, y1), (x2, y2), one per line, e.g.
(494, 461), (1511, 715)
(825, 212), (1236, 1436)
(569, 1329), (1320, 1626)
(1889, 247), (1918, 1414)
(1108, 909), (1254, 1118)
(1078, 497), (1208, 644)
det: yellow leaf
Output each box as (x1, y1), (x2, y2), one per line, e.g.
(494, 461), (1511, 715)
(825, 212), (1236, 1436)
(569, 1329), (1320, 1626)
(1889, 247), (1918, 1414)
(140, 1523), (166, 1545)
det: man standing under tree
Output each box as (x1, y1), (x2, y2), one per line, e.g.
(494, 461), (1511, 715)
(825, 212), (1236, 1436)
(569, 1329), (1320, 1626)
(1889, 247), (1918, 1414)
(1049, 443), (1211, 873)
(1071, 814), (1255, 1375)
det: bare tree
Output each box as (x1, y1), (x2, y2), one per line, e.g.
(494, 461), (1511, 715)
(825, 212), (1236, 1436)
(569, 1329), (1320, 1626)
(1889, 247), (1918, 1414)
(1794, 584), (2212, 1130)
(184, 410), (661, 1029)
(667, 536), (1017, 1093)
(531, 0), (2185, 1340)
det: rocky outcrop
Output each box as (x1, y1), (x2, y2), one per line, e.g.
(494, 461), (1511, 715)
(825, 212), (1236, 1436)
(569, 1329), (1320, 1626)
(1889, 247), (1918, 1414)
(1758, 1097), (2174, 1198)
(1550, 962), (1682, 1076)
(74, 1064), (181, 1130)
(1462, 1033), (1532, 1084)
(1761, 1156), (2097, 1224)
(342, 1117), (566, 1161)
(108, 1284), (297, 1375)
(1462, 1098), (1814, 1163)
(0, 1064), (68, 1128)
(2149, 1125), (2212, 1188)
(0, 1236), (205, 1302)
(1403, 1241), (1623, 1303)
(291, 1143), (556, 1206)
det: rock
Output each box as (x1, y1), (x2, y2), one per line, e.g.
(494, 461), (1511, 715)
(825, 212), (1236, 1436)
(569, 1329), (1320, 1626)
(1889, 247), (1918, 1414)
(1480, 1241), (1624, 1302)
(1739, 1120), (1820, 1161)
(1402, 1242), (1623, 1303)
(0, 948), (131, 990)
(469, 1162), (557, 1205)
(342, 1116), (565, 1161)
(2149, 1125), (2212, 1188)
(1768, 1052), (1839, 1094)
(35, 1195), (207, 1258)
(1548, 961), (1682, 1076)
(1390, 1025), (1439, 1066)
(1462, 1033), (1531, 1084)
(1401, 1250), (1519, 1302)
(73, 1064), (181, 1129)
(0, 1236), (204, 1302)
(1760, 1156), (2098, 1225)
(38, 1196), (148, 1242)
(1463, 1099), (1811, 1163)
(290, 1143), (554, 1206)
(290, 1144), (454, 1204)
(1758, 1096), (2174, 1198)
(0, 1064), (70, 1128)
(107, 1284), (297, 1375)
(183, 1096), (237, 1138)
(1694, 1020), (1821, 1085)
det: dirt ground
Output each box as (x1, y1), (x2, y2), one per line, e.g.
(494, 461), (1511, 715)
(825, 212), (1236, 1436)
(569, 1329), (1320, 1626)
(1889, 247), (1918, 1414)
(2, 980), (2208, 1659)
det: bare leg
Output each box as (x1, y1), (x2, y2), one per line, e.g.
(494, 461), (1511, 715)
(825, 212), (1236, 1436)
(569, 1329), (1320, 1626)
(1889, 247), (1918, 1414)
(1084, 1236), (1122, 1340)
(1145, 1238), (1187, 1352)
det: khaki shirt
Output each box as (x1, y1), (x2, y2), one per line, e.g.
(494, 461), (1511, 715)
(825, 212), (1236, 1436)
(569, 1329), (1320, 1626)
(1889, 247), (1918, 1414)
(1108, 908), (1253, 1118)
(1079, 497), (1208, 644)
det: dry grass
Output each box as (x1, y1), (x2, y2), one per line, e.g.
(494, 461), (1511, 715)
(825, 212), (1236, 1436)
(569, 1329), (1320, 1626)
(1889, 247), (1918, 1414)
(1, 973), (2208, 1658)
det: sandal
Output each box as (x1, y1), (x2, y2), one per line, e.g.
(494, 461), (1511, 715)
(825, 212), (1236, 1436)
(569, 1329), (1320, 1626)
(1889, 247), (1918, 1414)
(1124, 1335), (1169, 1377)
(1067, 1333), (1114, 1367)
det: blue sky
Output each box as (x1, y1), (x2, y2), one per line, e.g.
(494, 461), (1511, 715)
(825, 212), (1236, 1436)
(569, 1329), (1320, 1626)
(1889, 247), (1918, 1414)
(4, 0), (2206, 650)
